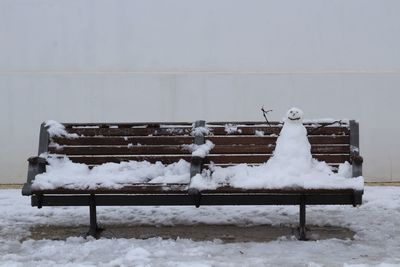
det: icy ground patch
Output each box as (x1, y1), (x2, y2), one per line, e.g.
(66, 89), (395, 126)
(1, 187), (400, 266)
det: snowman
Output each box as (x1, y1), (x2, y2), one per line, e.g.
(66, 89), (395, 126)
(265, 107), (313, 174)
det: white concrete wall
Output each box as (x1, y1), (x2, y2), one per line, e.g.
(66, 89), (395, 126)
(1, 0), (399, 183)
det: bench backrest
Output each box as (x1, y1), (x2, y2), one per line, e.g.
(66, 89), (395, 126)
(204, 121), (352, 171)
(41, 120), (358, 173)
(46, 122), (195, 166)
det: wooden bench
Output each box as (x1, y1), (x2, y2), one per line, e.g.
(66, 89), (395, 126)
(22, 120), (363, 240)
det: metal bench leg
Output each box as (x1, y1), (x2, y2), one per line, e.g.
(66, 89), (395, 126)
(299, 196), (307, 241)
(87, 195), (103, 238)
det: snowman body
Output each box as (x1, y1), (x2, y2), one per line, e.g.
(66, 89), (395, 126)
(266, 108), (313, 175)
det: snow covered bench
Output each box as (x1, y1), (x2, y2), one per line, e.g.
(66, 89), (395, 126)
(22, 116), (363, 240)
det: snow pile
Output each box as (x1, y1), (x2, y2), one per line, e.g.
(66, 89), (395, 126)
(48, 142), (65, 151)
(255, 130), (265, 136)
(45, 120), (79, 139)
(190, 108), (363, 191)
(338, 161), (353, 178)
(32, 156), (190, 190)
(183, 140), (215, 158)
(191, 161), (363, 191)
(225, 124), (242, 134)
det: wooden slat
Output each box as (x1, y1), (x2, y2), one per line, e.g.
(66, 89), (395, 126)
(67, 127), (193, 137)
(62, 125), (348, 137)
(49, 144), (349, 156)
(32, 184), (356, 194)
(209, 126), (349, 136)
(207, 136), (349, 145)
(204, 154), (349, 164)
(310, 146), (349, 154)
(61, 121), (347, 128)
(49, 145), (193, 155)
(208, 121), (284, 126)
(52, 136), (194, 146)
(207, 121), (349, 127)
(209, 145), (349, 155)
(63, 122), (193, 128)
(68, 155), (191, 165)
(60, 154), (349, 165)
(204, 163), (341, 169)
(204, 163), (263, 168)
(52, 135), (349, 147)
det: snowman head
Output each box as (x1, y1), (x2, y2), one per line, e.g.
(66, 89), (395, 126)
(286, 107), (304, 122)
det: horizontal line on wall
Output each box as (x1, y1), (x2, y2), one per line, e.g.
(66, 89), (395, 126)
(1, 70), (400, 75)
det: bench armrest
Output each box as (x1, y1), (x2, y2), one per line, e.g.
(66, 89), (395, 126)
(350, 153), (363, 178)
(22, 156), (48, 196)
(27, 156), (48, 165)
(350, 155), (363, 165)
(349, 121), (363, 177)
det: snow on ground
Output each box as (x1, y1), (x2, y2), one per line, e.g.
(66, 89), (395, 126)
(1, 187), (399, 266)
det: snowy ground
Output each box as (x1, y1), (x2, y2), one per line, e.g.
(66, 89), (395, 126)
(1, 187), (399, 267)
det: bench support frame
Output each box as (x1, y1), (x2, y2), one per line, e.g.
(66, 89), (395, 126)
(22, 123), (49, 196)
(30, 191), (362, 239)
(299, 195), (307, 240)
(88, 194), (103, 238)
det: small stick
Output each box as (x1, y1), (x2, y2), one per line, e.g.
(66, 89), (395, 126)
(261, 107), (273, 127)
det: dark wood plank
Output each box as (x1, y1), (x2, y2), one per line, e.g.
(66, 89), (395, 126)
(52, 136), (195, 146)
(62, 121), (348, 128)
(66, 127), (193, 137)
(32, 183), (356, 195)
(63, 122), (193, 128)
(209, 126), (349, 136)
(205, 154), (349, 164)
(49, 145), (194, 155)
(207, 121), (349, 127)
(61, 125), (348, 137)
(207, 136), (349, 145)
(209, 145), (349, 155)
(310, 146), (350, 154)
(68, 155), (191, 165)
(52, 135), (349, 147)
(207, 121), (284, 126)
(203, 163), (341, 169)
(48, 144), (349, 156)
